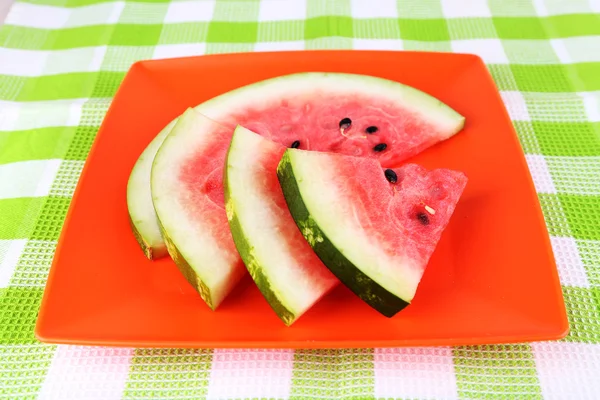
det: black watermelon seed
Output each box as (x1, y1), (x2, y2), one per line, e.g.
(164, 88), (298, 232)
(416, 212), (430, 226)
(373, 143), (387, 152)
(290, 140), (300, 149)
(339, 118), (352, 129)
(384, 169), (397, 184)
(366, 126), (378, 134)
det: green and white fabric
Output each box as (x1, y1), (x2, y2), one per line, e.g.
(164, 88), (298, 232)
(1, 0), (599, 398)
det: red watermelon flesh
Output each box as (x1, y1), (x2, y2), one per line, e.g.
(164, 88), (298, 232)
(277, 150), (468, 316)
(181, 98), (441, 214)
(336, 162), (467, 274)
(178, 125), (232, 251)
(225, 96), (449, 166)
(183, 93), (439, 220)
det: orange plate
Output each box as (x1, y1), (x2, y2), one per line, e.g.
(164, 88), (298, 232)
(35, 50), (569, 348)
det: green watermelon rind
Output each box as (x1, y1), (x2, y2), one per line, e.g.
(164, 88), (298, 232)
(224, 193), (296, 325)
(277, 150), (410, 318)
(157, 217), (215, 310)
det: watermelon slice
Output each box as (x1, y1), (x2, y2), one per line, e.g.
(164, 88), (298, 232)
(147, 72), (465, 311)
(127, 119), (176, 259)
(151, 109), (246, 309)
(128, 72), (465, 261)
(277, 149), (468, 317)
(225, 126), (338, 325)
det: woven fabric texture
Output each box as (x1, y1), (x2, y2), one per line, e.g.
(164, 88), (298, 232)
(0, 0), (599, 399)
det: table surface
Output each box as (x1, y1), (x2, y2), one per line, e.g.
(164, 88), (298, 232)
(0, 0), (599, 399)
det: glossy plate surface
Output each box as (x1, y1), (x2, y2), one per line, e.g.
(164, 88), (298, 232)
(35, 50), (569, 348)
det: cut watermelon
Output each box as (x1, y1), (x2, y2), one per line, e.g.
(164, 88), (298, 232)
(127, 119), (176, 259)
(151, 109), (245, 310)
(224, 126), (338, 325)
(128, 72), (464, 261)
(147, 72), (465, 311)
(277, 149), (468, 317)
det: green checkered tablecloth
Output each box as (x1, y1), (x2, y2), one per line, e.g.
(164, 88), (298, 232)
(1, 0), (599, 398)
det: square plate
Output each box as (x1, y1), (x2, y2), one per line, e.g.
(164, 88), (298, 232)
(35, 50), (569, 348)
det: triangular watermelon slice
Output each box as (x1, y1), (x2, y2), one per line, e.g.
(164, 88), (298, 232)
(129, 72), (465, 261)
(225, 126), (338, 325)
(151, 109), (246, 309)
(277, 149), (467, 317)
